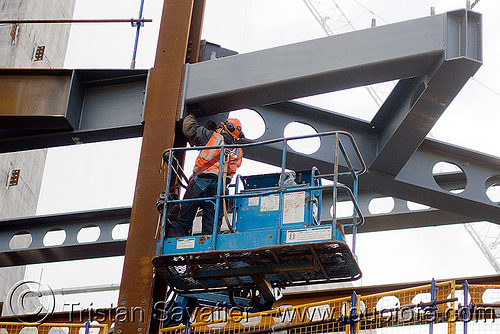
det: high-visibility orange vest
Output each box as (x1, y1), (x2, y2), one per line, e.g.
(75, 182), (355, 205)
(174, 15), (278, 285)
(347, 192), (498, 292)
(193, 132), (242, 177)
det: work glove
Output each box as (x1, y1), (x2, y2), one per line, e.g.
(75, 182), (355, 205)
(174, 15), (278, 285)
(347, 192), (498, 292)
(205, 119), (218, 131)
(186, 103), (204, 118)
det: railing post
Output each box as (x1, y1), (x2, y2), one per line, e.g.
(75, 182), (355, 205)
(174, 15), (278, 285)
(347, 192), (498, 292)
(278, 139), (288, 243)
(332, 133), (340, 226)
(157, 151), (174, 255)
(447, 280), (457, 334)
(350, 291), (358, 334)
(463, 280), (469, 334)
(212, 146), (226, 250)
(430, 278), (436, 334)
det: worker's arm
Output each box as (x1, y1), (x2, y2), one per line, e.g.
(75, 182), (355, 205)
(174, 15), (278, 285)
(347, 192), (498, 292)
(182, 113), (213, 146)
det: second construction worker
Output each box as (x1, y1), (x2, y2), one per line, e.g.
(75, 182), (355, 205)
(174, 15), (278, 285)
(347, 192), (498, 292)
(167, 111), (244, 237)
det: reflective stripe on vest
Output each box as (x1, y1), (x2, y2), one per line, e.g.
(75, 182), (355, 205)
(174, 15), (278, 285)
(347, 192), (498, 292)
(193, 132), (242, 177)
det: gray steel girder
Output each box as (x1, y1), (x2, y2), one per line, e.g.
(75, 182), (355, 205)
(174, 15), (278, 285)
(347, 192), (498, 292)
(188, 9), (494, 225)
(0, 199), (475, 268)
(184, 10), (482, 115)
(0, 69), (148, 153)
(0, 207), (130, 267)
(383, 139), (500, 223)
(236, 101), (500, 225)
(330, 193), (476, 233)
(0, 9), (494, 266)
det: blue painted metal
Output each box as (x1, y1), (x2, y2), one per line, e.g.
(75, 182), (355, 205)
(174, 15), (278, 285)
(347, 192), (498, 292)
(463, 280), (469, 334)
(158, 151), (175, 254)
(153, 131), (366, 295)
(430, 278), (436, 334)
(350, 291), (358, 334)
(131, 0), (145, 69)
(211, 151), (226, 250)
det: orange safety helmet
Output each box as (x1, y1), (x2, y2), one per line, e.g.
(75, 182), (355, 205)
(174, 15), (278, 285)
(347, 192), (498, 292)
(221, 118), (244, 140)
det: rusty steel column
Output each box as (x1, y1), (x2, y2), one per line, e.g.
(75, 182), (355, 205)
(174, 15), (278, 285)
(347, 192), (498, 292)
(114, 1), (204, 333)
(186, 0), (206, 64)
(171, 0), (206, 182)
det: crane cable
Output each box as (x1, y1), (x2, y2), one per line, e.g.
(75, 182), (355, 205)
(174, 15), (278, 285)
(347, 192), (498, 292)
(350, 0), (388, 23)
(471, 77), (500, 98)
(471, 0), (481, 9)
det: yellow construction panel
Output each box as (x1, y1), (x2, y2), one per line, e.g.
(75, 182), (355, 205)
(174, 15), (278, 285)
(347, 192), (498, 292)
(160, 281), (486, 334)
(0, 322), (108, 334)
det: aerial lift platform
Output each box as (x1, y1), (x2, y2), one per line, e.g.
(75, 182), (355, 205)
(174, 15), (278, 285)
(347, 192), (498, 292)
(153, 130), (366, 308)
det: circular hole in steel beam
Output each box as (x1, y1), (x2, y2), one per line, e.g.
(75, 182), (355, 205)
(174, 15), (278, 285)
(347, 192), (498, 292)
(330, 201), (354, 218)
(77, 225), (101, 243)
(406, 201), (430, 211)
(112, 223), (130, 240)
(283, 122), (320, 154)
(368, 197), (395, 214)
(228, 109), (265, 140)
(486, 176), (500, 204)
(432, 161), (467, 194)
(9, 232), (32, 250)
(43, 229), (66, 247)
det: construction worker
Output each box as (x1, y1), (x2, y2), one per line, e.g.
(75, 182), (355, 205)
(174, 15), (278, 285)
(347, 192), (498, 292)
(166, 110), (244, 237)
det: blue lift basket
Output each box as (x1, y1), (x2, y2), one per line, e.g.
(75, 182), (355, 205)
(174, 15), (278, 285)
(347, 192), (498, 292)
(153, 131), (366, 298)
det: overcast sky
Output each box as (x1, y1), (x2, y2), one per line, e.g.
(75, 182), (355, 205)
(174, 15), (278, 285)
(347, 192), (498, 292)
(32, 0), (500, 309)
(63, 0), (500, 156)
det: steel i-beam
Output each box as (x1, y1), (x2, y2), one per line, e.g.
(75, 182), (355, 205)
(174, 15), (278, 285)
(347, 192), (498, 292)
(184, 10), (481, 114)
(0, 208), (130, 267)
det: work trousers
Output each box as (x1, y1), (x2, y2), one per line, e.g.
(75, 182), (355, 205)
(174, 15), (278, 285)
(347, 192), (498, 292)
(166, 174), (225, 237)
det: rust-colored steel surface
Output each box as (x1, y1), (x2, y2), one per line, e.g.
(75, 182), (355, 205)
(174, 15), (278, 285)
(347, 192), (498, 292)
(0, 70), (72, 124)
(115, 1), (204, 333)
(186, 0), (206, 64)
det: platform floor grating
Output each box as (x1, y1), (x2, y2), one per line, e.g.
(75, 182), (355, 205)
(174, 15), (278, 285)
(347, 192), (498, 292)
(153, 241), (361, 294)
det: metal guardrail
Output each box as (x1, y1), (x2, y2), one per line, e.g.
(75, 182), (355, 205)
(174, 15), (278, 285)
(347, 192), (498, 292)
(158, 131), (366, 254)
(159, 280), (500, 333)
(159, 280), (460, 334)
